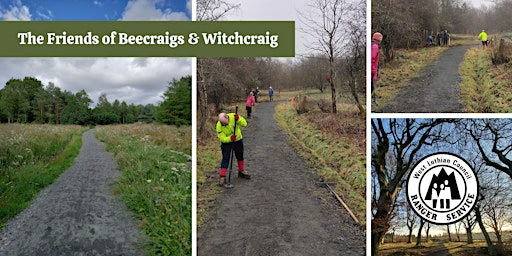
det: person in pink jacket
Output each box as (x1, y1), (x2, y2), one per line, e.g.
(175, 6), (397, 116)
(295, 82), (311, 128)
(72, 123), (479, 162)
(371, 32), (383, 105)
(245, 91), (256, 118)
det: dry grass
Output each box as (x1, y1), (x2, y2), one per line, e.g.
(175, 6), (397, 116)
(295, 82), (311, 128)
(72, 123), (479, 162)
(373, 47), (448, 110)
(275, 100), (366, 226)
(450, 34), (481, 47)
(379, 241), (495, 256)
(459, 39), (512, 113)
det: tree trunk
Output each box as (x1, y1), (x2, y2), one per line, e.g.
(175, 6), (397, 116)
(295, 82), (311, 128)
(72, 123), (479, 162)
(197, 59), (210, 140)
(371, 186), (395, 255)
(349, 78), (365, 116)
(329, 61), (337, 113)
(416, 220), (425, 246)
(447, 225), (452, 242)
(476, 207), (496, 256)
(466, 228), (474, 244)
(425, 224), (431, 242)
(407, 228), (413, 243)
(493, 226), (503, 246)
(371, 229), (384, 256)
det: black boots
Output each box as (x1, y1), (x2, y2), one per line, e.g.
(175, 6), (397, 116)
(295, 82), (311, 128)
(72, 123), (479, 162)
(238, 170), (251, 179)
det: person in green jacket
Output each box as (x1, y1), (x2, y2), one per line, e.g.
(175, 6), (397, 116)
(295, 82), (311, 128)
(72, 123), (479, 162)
(478, 30), (488, 49)
(216, 112), (250, 186)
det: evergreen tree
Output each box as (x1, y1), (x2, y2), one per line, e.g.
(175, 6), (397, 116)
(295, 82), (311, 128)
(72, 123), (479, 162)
(138, 104), (155, 123)
(155, 75), (192, 126)
(0, 79), (31, 123)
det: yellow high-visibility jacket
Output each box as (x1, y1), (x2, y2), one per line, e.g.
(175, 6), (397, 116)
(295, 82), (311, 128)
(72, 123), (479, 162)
(216, 113), (247, 143)
(478, 31), (488, 42)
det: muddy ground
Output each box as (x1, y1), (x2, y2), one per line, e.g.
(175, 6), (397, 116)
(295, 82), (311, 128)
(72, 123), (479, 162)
(378, 45), (476, 113)
(0, 130), (142, 256)
(197, 101), (365, 256)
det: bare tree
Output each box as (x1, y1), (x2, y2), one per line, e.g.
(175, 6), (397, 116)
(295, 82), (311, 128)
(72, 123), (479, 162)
(424, 222), (431, 243)
(299, 56), (329, 92)
(455, 221), (463, 242)
(405, 203), (417, 243)
(301, 0), (348, 113)
(196, 0), (239, 139)
(463, 213), (477, 244)
(446, 224), (452, 242)
(415, 218), (425, 246)
(371, 0), (486, 60)
(371, 119), (453, 256)
(197, 0), (240, 21)
(475, 204), (496, 256)
(466, 119), (512, 180)
(481, 171), (511, 248)
(472, 157), (498, 255)
(342, 0), (366, 115)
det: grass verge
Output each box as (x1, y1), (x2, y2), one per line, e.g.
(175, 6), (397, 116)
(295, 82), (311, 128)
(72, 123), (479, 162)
(460, 46), (512, 112)
(0, 124), (84, 228)
(373, 47), (449, 110)
(95, 123), (192, 256)
(196, 121), (224, 227)
(275, 102), (366, 226)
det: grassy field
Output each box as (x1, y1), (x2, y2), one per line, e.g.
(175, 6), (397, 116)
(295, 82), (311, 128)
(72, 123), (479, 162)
(379, 241), (507, 256)
(0, 124), (84, 228)
(95, 123), (192, 256)
(196, 90), (366, 227)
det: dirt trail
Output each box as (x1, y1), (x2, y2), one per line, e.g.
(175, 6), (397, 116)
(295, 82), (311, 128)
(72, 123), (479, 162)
(380, 45), (475, 113)
(197, 101), (365, 256)
(0, 129), (142, 256)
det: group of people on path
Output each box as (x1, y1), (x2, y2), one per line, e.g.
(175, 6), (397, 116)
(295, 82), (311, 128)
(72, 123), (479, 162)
(216, 85), (275, 187)
(245, 86), (274, 118)
(426, 30), (450, 46)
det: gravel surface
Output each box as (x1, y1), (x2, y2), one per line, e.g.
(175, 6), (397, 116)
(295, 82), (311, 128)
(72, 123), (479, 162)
(379, 45), (475, 113)
(0, 129), (142, 256)
(197, 101), (365, 256)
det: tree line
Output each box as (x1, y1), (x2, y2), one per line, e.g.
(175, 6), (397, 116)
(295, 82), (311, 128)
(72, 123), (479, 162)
(0, 76), (191, 126)
(371, 119), (512, 256)
(372, 0), (512, 60)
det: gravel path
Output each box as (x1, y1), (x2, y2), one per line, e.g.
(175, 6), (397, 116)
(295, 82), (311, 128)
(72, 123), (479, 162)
(380, 45), (475, 113)
(0, 129), (142, 256)
(197, 101), (365, 256)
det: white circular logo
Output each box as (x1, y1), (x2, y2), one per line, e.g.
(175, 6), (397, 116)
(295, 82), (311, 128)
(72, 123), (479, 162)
(407, 152), (479, 224)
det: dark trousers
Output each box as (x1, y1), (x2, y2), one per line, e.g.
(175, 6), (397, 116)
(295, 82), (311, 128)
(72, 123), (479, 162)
(246, 106), (252, 117)
(220, 139), (244, 169)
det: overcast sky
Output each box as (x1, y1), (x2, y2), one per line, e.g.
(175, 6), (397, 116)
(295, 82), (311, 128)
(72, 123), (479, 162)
(469, 0), (494, 8)
(224, 0), (309, 56)
(0, 0), (192, 106)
